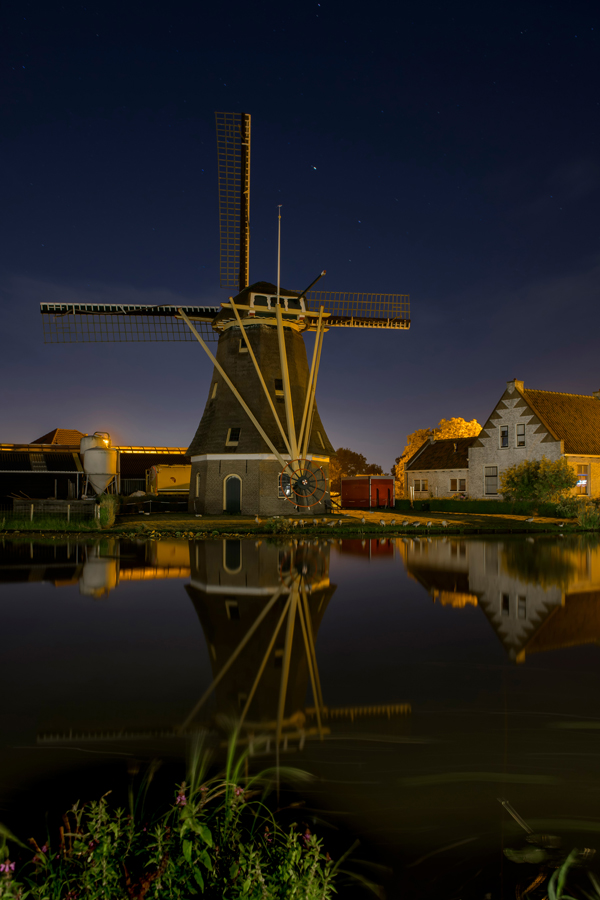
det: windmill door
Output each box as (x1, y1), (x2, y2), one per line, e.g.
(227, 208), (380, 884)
(225, 476), (241, 514)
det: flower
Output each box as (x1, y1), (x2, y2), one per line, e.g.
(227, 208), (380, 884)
(0, 861), (15, 873)
(234, 787), (244, 796)
(175, 793), (187, 807)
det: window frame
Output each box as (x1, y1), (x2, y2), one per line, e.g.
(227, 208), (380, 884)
(576, 464), (589, 495)
(516, 423), (525, 447)
(484, 465), (498, 495)
(450, 478), (458, 492)
(500, 425), (509, 448)
(226, 427), (241, 447)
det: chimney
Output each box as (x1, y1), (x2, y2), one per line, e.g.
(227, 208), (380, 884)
(593, 389), (600, 400)
(506, 378), (524, 394)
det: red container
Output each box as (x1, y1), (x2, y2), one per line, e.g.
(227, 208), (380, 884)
(341, 476), (394, 509)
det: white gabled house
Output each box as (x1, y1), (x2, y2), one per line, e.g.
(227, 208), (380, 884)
(468, 379), (600, 499)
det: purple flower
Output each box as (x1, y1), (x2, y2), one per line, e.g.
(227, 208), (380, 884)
(0, 861), (15, 873)
(175, 793), (187, 807)
(234, 787), (244, 796)
(41, 845), (47, 854)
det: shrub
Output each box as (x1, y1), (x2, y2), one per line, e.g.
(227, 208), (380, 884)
(0, 732), (355, 900)
(98, 493), (120, 529)
(555, 496), (583, 518)
(577, 501), (600, 530)
(499, 456), (578, 503)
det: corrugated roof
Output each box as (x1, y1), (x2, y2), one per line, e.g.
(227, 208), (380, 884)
(406, 437), (476, 471)
(32, 429), (83, 446)
(522, 389), (600, 455)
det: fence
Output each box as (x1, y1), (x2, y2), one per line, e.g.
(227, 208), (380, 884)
(120, 478), (146, 495)
(6, 500), (98, 523)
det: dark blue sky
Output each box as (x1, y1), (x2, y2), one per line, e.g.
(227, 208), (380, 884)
(2, 1), (599, 471)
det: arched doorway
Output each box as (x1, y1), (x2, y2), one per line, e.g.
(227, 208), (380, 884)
(224, 475), (241, 514)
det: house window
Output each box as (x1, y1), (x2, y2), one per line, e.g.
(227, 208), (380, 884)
(414, 479), (428, 492)
(500, 425), (509, 448)
(211, 382), (218, 400)
(238, 339), (248, 353)
(518, 596), (527, 619)
(450, 478), (458, 492)
(226, 427), (241, 446)
(274, 378), (284, 397)
(195, 471), (201, 498)
(278, 472), (292, 499)
(501, 593), (510, 615)
(516, 423), (525, 447)
(459, 478), (466, 491)
(577, 464), (589, 495)
(485, 466), (498, 494)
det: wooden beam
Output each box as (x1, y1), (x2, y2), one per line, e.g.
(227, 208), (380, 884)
(301, 311), (326, 459)
(229, 298), (292, 457)
(177, 308), (288, 469)
(298, 307), (324, 453)
(275, 303), (299, 460)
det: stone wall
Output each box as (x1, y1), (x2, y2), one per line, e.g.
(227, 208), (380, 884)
(404, 466), (470, 499)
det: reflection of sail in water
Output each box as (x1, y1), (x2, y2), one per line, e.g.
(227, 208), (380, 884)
(398, 535), (600, 663)
(184, 539), (336, 750)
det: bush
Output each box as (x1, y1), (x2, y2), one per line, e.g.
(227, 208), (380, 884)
(555, 496), (583, 518)
(577, 501), (600, 530)
(98, 493), (120, 529)
(0, 733), (344, 900)
(499, 456), (578, 503)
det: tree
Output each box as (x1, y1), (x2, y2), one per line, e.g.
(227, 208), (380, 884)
(393, 417), (481, 497)
(329, 447), (384, 493)
(499, 456), (578, 503)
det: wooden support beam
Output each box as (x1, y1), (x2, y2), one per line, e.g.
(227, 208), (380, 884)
(301, 309), (326, 459)
(298, 307), (324, 453)
(275, 303), (299, 460)
(177, 308), (288, 469)
(229, 297), (292, 457)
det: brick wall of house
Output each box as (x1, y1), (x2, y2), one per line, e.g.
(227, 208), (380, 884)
(404, 467), (470, 499)
(468, 380), (563, 499)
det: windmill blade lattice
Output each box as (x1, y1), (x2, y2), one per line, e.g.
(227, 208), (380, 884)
(305, 291), (410, 329)
(215, 111), (251, 293)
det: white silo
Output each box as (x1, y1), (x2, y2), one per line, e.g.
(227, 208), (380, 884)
(80, 432), (117, 494)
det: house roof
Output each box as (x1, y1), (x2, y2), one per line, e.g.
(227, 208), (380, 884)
(32, 429), (84, 446)
(523, 591), (600, 657)
(521, 388), (600, 455)
(406, 436), (476, 471)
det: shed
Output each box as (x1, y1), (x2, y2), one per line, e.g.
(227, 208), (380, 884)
(341, 475), (394, 509)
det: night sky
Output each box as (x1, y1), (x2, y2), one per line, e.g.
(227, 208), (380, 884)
(2, 1), (599, 472)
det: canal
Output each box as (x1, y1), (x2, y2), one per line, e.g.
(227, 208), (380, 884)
(1, 533), (600, 897)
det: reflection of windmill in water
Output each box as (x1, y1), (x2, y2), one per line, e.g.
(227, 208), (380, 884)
(184, 539), (337, 754)
(40, 111), (410, 515)
(398, 535), (600, 663)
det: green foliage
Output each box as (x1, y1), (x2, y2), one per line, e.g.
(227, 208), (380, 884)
(501, 539), (578, 589)
(577, 501), (600, 530)
(555, 496), (583, 518)
(499, 456), (578, 503)
(330, 447), (384, 492)
(98, 494), (120, 529)
(0, 733), (340, 900)
(395, 498), (564, 516)
(1, 516), (99, 532)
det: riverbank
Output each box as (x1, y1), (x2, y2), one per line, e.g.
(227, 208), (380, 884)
(1, 507), (589, 538)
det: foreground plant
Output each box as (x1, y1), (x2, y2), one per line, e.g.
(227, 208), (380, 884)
(0, 731), (353, 899)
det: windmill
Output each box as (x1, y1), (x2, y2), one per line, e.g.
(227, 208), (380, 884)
(40, 111), (411, 516)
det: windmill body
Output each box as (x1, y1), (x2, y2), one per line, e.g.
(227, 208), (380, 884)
(187, 282), (335, 515)
(39, 111), (410, 515)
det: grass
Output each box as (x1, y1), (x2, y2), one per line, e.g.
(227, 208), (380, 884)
(0, 730), (368, 900)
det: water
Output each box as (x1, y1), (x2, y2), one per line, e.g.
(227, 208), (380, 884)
(2, 533), (600, 897)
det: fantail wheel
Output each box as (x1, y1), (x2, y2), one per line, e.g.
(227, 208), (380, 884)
(280, 459), (327, 510)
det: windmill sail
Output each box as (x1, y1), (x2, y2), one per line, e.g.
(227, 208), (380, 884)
(215, 111), (251, 293)
(305, 291), (410, 329)
(40, 303), (220, 343)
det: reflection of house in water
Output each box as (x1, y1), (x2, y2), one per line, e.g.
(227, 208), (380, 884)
(0, 538), (191, 598)
(398, 536), (600, 662)
(186, 539), (336, 728)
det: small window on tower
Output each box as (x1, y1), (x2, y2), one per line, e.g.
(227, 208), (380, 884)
(274, 378), (284, 397)
(211, 382), (218, 400)
(226, 427), (241, 446)
(238, 339), (248, 353)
